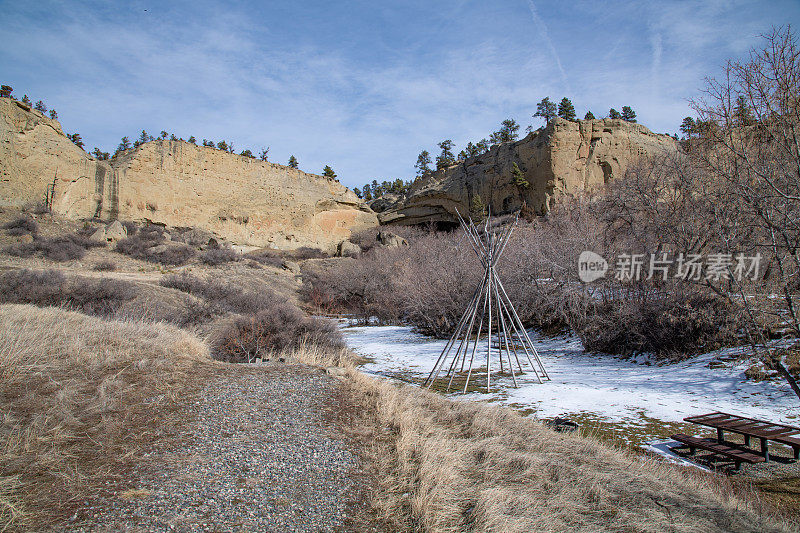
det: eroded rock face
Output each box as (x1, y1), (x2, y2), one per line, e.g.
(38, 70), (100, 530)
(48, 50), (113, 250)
(380, 118), (678, 225)
(0, 98), (378, 252)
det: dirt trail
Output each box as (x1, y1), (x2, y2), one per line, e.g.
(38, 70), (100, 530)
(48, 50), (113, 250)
(67, 364), (382, 532)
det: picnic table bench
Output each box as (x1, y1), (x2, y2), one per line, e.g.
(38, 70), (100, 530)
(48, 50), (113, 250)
(671, 434), (766, 470)
(671, 411), (800, 467)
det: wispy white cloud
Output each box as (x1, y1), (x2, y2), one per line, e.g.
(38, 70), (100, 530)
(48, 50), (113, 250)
(1, 0), (799, 187)
(526, 0), (570, 94)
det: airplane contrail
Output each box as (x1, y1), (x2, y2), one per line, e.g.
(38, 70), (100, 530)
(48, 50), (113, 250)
(526, 0), (570, 93)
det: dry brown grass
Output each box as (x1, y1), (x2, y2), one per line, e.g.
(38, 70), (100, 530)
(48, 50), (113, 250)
(0, 304), (213, 530)
(342, 372), (794, 533)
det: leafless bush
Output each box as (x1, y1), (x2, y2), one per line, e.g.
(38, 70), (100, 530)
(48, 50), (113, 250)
(93, 260), (117, 271)
(289, 246), (327, 259)
(116, 226), (196, 265)
(0, 269), (137, 317)
(152, 243), (196, 265)
(161, 272), (274, 315)
(200, 247), (239, 265)
(243, 248), (284, 268)
(121, 220), (138, 236)
(212, 304), (343, 362)
(2, 216), (38, 236)
(22, 201), (49, 215)
(5, 233), (104, 261)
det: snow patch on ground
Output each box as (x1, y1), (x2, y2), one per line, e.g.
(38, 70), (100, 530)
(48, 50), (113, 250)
(342, 325), (799, 427)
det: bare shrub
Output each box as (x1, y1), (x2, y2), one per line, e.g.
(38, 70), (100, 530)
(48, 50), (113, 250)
(93, 260), (117, 271)
(116, 226), (196, 266)
(200, 247), (239, 265)
(0, 269), (137, 317)
(245, 248), (284, 268)
(5, 233), (103, 261)
(151, 243), (196, 266)
(115, 232), (161, 258)
(2, 216), (38, 236)
(160, 272), (274, 315)
(212, 304), (343, 362)
(121, 220), (138, 236)
(289, 246), (327, 260)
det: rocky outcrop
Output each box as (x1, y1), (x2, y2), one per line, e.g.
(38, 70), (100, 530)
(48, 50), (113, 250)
(0, 98), (377, 252)
(380, 118), (678, 226)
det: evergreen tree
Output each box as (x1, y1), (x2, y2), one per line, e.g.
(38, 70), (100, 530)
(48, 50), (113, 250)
(323, 165), (337, 179)
(353, 187), (362, 198)
(135, 130), (149, 148)
(34, 100), (47, 113)
(679, 117), (696, 138)
(227, 142), (234, 154)
(0, 85), (12, 98)
(49, 109), (58, 120)
(414, 150), (432, 175)
(159, 130), (168, 139)
(69, 133), (84, 150)
(475, 139), (490, 153)
(558, 98), (576, 121)
(258, 148), (269, 161)
(511, 162), (529, 188)
(608, 108), (622, 119)
(21, 95), (31, 106)
(91, 147), (110, 160)
(469, 194), (485, 221)
(187, 136), (197, 144)
(288, 155), (298, 168)
(734, 95), (755, 126)
(202, 139), (213, 147)
(362, 185), (372, 201)
(170, 134), (178, 141)
(584, 110), (595, 120)
(464, 142), (480, 158)
(490, 119), (520, 144)
(621, 106), (637, 122)
(117, 136), (131, 153)
(240, 149), (254, 158)
(436, 139), (455, 170)
(534, 97), (557, 123)
(216, 140), (228, 151)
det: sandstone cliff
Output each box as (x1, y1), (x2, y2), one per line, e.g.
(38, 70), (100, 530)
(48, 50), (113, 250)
(0, 98), (377, 252)
(379, 118), (678, 225)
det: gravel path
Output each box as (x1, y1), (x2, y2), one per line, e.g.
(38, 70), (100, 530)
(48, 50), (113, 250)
(68, 364), (380, 532)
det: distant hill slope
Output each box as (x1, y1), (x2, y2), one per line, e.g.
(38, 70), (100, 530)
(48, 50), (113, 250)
(0, 98), (377, 252)
(379, 117), (678, 225)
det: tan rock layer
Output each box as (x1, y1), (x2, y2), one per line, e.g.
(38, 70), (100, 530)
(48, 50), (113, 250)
(380, 117), (678, 225)
(0, 98), (377, 252)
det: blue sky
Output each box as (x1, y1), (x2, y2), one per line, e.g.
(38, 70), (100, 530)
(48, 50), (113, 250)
(2, 1), (799, 189)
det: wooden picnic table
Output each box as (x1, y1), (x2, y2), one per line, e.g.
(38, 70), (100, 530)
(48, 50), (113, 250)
(683, 411), (800, 462)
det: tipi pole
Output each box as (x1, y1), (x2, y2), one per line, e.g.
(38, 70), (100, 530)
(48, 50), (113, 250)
(424, 275), (486, 387)
(486, 236), (493, 391)
(493, 270), (549, 380)
(446, 272), (489, 391)
(493, 275), (517, 387)
(463, 276), (489, 393)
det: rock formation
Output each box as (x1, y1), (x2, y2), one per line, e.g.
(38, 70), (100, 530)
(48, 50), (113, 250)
(379, 118), (678, 226)
(0, 98), (377, 252)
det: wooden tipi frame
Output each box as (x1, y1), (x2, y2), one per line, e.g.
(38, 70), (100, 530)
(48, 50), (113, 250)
(423, 209), (549, 393)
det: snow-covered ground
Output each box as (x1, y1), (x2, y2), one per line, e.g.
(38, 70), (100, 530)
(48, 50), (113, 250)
(342, 324), (798, 444)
